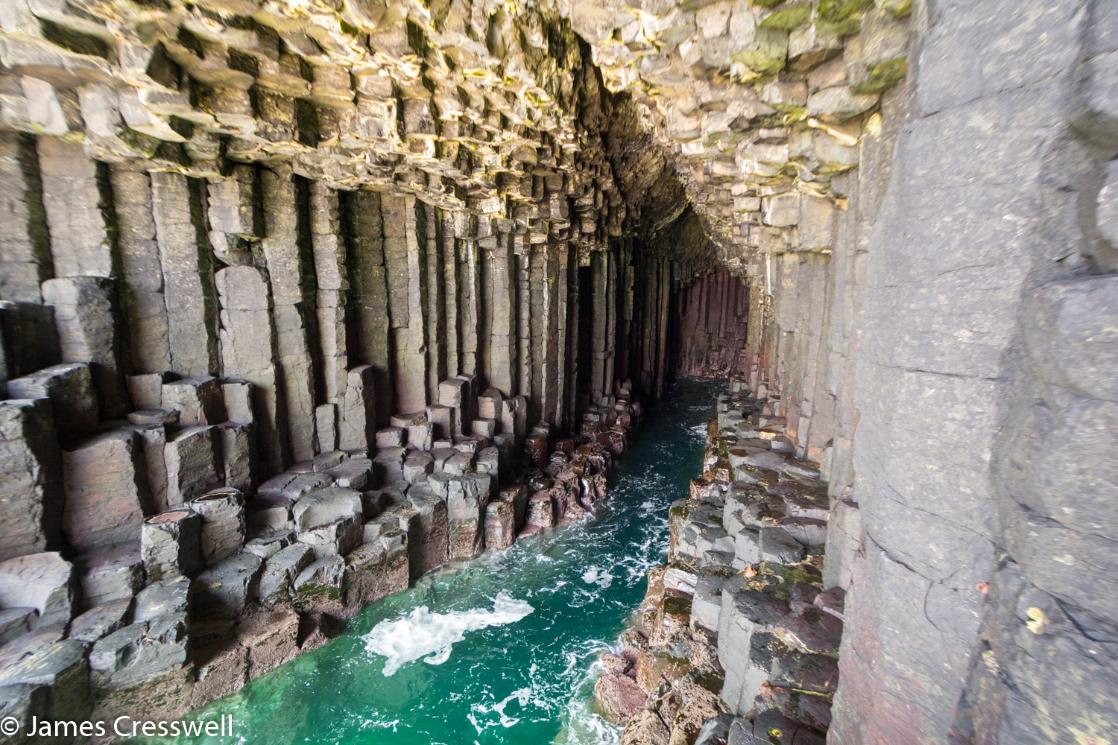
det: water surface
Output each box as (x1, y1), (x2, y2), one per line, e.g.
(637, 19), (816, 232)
(158, 379), (719, 745)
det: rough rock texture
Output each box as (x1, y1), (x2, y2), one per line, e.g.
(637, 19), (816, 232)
(608, 386), (837, 744)
(0, 0), (1111, 740)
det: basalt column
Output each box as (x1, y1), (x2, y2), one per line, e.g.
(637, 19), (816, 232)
(674, 270), (749, 379)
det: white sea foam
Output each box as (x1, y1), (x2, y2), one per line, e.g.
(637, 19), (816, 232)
(553, 655), (622, 745)
(364, 591), (534, 676)
(580, 566), (613, 589)
(359, 714), (401, 733)
(468, 686), (532, 733)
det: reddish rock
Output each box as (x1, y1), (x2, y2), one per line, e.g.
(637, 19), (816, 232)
(595, 672), (648, 725)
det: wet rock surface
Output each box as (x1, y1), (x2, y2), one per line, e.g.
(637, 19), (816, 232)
(599, 381), (838, 744)
(0, 0), (1114, 740)
(0, 361), (642, 727)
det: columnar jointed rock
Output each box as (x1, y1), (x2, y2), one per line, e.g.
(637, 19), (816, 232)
(0, 552), (73, 629)
(40, 277), (127, 419)
(189, 488), (246, 566)
(165, 426), (222, 507)
(339, 366), (376, 452)
(0, 398), (63, 560)
(62, 429), (151, 552)
(0, 0), (1112, 738)
(216, 266), (285, 473)
(141, 509), (203, 581)
(608, 384), (837, 744)
(6, 363), (97, 437)
(161, 376), (225, 426)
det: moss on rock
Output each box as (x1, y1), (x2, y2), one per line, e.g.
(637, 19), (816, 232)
(852, 57), (909, 94)
(759, 5), (813, 31)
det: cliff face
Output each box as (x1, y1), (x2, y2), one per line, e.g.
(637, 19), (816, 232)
(0, 0), (1116, 742)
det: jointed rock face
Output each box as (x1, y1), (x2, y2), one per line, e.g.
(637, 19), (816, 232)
(0, 0), (1116, 742)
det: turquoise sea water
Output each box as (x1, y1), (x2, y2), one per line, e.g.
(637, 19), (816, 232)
(157, 379), (719, 745)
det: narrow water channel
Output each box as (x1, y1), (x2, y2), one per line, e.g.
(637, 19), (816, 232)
(157, 379), (720, 745)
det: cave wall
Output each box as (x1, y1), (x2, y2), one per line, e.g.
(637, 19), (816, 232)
(834, 2), (1118, 744)
(0, 6), (727, 713)
(674, 269), (749, 380)
(733, 2), (1118, 744)
(0, 131), (689, 486)
(1, 0), (1116, 741)
(572, 0), (1117, 741)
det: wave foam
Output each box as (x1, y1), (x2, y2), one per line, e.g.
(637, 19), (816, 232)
(581, 566), (613, 589)
(468, 687), (532, 733)
(364, 591), (534, 676)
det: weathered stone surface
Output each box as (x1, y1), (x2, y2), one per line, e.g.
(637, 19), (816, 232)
(239, 607), (300, 678)
(0, 552), (72, 629)
(292, 488), (362, 533)
(406, 486), (449, 575)
(222, 379), (254, 426)
(259, 543), (316, 604)
(41, 276), (127, 419)
(219, 422), (254, 492)
(191, 638), (248, 707)
(90, 612), (189, 691)
(134, 576), (191, 624)
(403, 450), (433, 483)
(166, 426), (222, 507)
(161, 376), (225, 426)
(6, 362), (97, 436)
(339, 365), (376, 452)
(127, 372), (174, 412)
(295, 487), (359, 557)
(292, 555), (345, 615)
(595, 671), (647, 724)
(257, 471), (332, 502)
(0, 398), (63, 560)
(141, 508), (203, 581)
(343, 537), (408, 612)
(189, 488), (246, 566)
(6, 1), (1114, 740)
(484, 500), (515, 551)
(68, 599), (131, 644)
(0, 639), (91, 721)
(216, 266), (285, 474)
(77, 543), (144, 608)
(374, 446), (406, 483)
(193, 551), (263, 620)
(63, 429), (150, 551)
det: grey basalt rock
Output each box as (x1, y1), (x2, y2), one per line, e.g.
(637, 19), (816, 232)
(76, 543), (145, 607)
(134, 576), (191, 623)
(0, 552), (73, 630)
(141, 508), (203, 580)
(193, 551), (263, 620)
(90, 613), (189, 690)
(259, 543), (315, 604)
(292, 555), (345, 615)
(41, 276), (127, 419)
(406, 485), (449, 575)
(0, 398), (63, 560)
(344, 538), (408, 612)
(166, 426), (222, 507)
(0, 639), (91, 721)
(0, 609), (35, 646)
(68, 599), (132, 643)
(6, 362), (97, 436)
(62, 428), (150, 552)
(161, 376), (225, 426)
(189, 487), (246, 566)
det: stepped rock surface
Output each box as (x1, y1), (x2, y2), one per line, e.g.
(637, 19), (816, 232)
(0, 0), (1113, 742)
